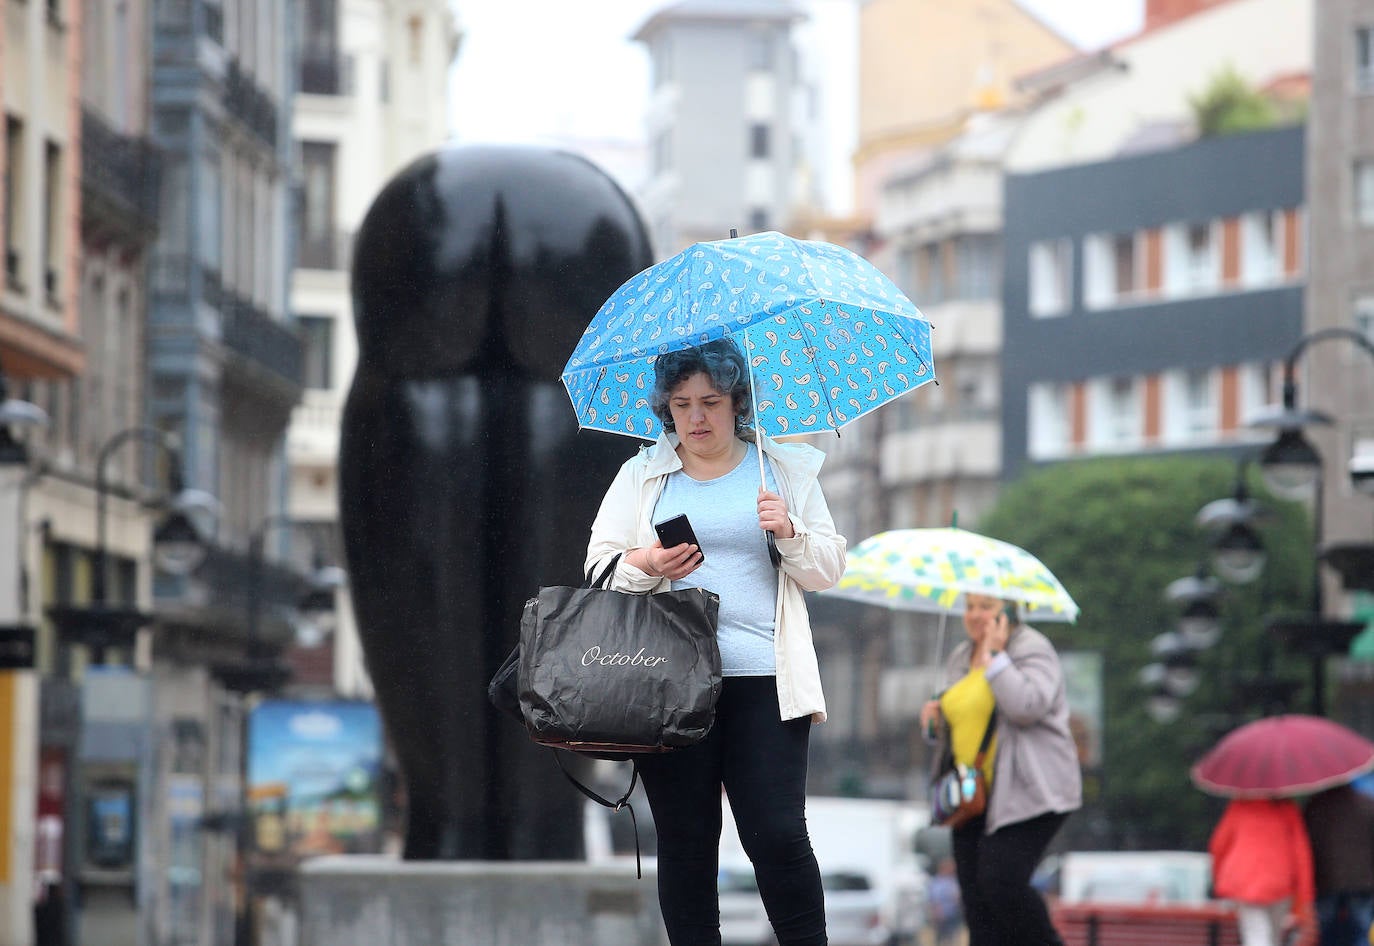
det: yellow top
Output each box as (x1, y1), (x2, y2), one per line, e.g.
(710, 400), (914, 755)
(940, 668), (998, 784)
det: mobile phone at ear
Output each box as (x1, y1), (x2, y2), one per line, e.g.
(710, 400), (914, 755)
(654, 514), (703, 560)
(1002, 603), (1019, 625)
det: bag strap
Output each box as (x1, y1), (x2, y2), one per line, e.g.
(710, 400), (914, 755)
(971, 713), (998, 768)
(551, 751), (643, 879)
(585, 553), (623, 590)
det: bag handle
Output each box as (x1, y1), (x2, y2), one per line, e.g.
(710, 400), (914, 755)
(585, 553), (623, 590)
(971, 713), (998, 768)
(551, 751), (643, 878)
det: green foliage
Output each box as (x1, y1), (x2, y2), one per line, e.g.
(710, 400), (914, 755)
(978, 455), (1312, 850)
(1189, 66), (1277, 137)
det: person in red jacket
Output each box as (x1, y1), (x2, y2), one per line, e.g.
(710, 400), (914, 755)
(1209, 797), (1317, 946)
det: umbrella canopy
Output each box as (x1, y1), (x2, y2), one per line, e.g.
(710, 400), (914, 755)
(562, 230), (935, 441)
(1191, 714), (1374, 798)
(820, 527), (1080, 623)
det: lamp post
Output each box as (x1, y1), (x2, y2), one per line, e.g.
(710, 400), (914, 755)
(48, 427), (217, 662)
(209, 514), (341, 946)
(1249, 328), (1374, 717)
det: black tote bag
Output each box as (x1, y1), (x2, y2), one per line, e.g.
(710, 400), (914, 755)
(518, 555), (722, 754)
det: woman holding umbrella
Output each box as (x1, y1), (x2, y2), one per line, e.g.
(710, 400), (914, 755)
(918, 594), (1082, 946)
(585, 336), (847, 946)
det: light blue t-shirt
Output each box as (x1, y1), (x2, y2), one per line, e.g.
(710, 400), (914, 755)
(654, 442), (780, 676)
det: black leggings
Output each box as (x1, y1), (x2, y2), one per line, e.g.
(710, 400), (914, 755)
(953, 811), (1067, 946)
(636, 675), (826, 946)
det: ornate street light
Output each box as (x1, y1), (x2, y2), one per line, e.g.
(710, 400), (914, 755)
(49, 426), (219, 661)
(1165, 571), (1223, 649)
(1196, 494), (1267, 586)
(1246, 328), (1374, 716)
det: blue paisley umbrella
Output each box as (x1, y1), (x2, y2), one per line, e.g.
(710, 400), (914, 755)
(562, 230), (935, 442)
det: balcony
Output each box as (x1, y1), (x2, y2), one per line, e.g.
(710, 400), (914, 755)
(81, 108), (162, 245)
(299, 52), (344, 96)
(296, 229), (353, 272)
(224, 57), (278, 148)
(221, 291), (304, 393)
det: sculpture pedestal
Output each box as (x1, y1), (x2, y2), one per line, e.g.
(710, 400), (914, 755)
(299, 856), (666, 946)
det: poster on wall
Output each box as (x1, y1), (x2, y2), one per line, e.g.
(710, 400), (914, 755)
(247, 700), (383, 861)
(1060, 650), (1105, 800)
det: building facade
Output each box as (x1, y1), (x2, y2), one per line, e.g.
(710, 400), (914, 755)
(1001, 125), (1306, 478)
(286, 0), (459, 700)
(632, 0), (810, 256)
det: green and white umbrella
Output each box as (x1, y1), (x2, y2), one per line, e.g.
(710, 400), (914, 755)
(821, 527), (1080, 624)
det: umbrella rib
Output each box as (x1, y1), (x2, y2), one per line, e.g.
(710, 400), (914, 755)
(788, 311), (842, 435)
(883, 308), (937, 383)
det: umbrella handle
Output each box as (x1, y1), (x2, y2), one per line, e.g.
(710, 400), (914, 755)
(766, 531), (781, 569)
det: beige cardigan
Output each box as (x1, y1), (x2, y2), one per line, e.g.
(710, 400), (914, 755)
(942, 625), (1083, 833)
(584, 431), (847, 722)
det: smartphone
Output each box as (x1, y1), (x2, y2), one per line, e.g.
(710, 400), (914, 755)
(654, 514), (703, 560)
(1002, 602), (1020, 626)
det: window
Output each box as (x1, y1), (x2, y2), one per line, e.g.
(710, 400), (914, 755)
(4, 116), (22, 289)
(1028, 382), (1070, 459)
(748, 33), (773, 72)
(1083, 232), (1136, 308)
(920, 243), (944, 306)
(297, 141), (337, 269)
(749, 123), (770, 160)
(1356, 160), (1374, 226)
(1184, 222), (1216, 291)
(1028, 239), (1072, 317)
(1089, 376), (1141, 450)
(652, 37), (673, 88)
(1358, 27), (1374, 92)
(1163, 368), (1215, 444)
(953, 234), (998, 300)
(42, 141), (61, 303)
(652, 128), (672, 176)
(298, 315), (334, 389)
(1112, 234), (1137, 296)
(1241, 211), (1280, 286)
(1356, 294), (1374, 343)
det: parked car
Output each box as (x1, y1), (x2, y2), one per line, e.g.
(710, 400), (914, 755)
(718, 864), (895, 946)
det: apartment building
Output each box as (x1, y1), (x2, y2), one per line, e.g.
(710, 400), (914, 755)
(1002, 125), (1305, 476)
(632, 0), (811, 256)
(286, 0), (459, 698)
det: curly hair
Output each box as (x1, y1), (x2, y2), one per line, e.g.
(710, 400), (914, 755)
(650, 337), (752, 433)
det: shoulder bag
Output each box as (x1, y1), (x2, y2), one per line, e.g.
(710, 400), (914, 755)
(930, 713), (997, 831)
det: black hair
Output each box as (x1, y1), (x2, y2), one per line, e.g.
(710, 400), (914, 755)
(649, 337), (752, 433)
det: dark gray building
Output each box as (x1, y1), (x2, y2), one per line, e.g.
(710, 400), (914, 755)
(1000, 125), (1307, 479)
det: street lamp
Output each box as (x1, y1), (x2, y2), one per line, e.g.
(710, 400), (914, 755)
(48, 426), (218, 661)
(1248, 327), (1374, 716)
(1165, 570), (1223, 649)
(1196, 463), (1267, 584)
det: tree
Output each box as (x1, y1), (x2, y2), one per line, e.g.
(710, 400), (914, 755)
(978, 455), (1311, 850)
(1189, 66), (1277, 137)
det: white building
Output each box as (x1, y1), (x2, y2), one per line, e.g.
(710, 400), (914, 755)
(1005, 0), (1312, 174)
(287, 0), (460, 697)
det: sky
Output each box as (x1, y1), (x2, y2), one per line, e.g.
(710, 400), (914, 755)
(446, 1), (1144, 211)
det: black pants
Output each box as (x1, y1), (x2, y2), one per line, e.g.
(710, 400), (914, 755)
(953, 811), (1067, 946)
(637, 675), (826, 946)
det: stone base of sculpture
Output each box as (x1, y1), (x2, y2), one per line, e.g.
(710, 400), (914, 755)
(299, 856), (667, 946)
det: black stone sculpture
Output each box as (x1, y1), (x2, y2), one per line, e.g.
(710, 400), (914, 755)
(340, 145), (651, 859)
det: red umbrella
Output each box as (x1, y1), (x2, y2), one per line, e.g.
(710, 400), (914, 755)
(1191, 714), (1374, 798)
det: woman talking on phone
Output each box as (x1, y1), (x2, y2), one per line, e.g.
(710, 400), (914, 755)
(585, 337), (847, 946)
(919, 594), (1082, 946)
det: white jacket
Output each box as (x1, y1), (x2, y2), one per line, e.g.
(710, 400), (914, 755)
(585, 431), (847, 722)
